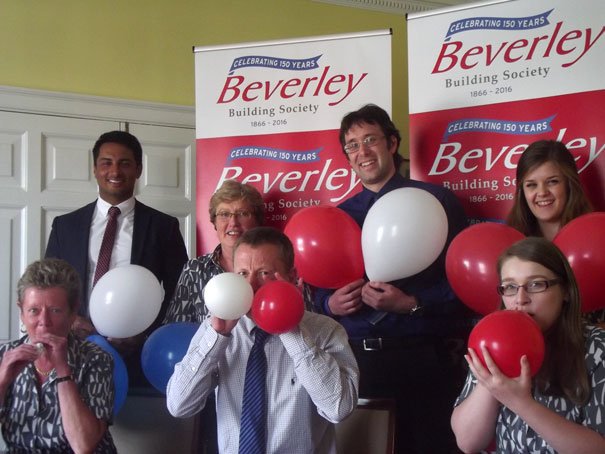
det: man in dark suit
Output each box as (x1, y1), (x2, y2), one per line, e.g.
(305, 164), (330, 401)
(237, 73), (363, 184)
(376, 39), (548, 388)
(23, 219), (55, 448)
(45, 130), (188, 388)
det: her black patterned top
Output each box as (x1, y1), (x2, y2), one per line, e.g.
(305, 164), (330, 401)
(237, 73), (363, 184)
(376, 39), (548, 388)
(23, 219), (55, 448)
(455, 325), (605, 453)
(0, 335), (117, 453)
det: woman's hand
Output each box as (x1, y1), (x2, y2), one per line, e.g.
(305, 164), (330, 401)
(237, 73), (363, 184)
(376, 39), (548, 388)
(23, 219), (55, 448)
(0, 344), (39, 387)
(35, 332), (71, 376)
(466, 345), (533, 412)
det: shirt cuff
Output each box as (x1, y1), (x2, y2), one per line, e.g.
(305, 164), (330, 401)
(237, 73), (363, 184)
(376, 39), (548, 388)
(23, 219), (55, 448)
(279, 323), (314, 363)
(200, 326), (231, 359)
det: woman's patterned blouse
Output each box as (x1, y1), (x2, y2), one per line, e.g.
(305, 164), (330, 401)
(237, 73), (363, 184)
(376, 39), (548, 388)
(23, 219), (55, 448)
(455, 325), (605, 453)
(0, 335), (117, 453)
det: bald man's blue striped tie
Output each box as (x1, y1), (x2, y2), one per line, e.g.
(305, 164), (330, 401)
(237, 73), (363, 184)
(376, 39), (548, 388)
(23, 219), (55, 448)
(239, 328), (270, 454)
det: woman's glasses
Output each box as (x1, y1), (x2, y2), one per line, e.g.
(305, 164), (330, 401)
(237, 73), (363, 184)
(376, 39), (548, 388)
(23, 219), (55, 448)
(496, 278), (560, 296)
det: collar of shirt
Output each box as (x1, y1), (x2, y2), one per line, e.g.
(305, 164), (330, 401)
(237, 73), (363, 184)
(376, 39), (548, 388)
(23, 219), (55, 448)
(96, 196), (136, 217)
(88, 197), (136, 304)
(239, 315), (265, 339)
(355, 173), (409, 212)
(210, 244), (224, 270)
(373, 173), (408, 198)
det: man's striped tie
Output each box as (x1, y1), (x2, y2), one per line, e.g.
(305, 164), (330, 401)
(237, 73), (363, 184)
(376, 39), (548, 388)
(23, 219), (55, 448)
(239, 328), (270, 454)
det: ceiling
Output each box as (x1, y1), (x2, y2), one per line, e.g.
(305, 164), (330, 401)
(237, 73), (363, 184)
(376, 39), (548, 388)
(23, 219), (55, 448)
(312, 0), (484, 15)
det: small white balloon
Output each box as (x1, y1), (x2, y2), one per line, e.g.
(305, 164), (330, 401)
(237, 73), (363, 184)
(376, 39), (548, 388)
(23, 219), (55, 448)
(89, 265), (163, 338)
(204, 273), (254, 320)
(362, 187), (448, 282)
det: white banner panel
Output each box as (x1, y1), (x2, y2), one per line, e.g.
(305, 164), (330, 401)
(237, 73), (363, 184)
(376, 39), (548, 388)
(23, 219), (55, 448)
(408, 0), (604, 222)
(409, 0), (603, 113)
(194, 31), (392, 253)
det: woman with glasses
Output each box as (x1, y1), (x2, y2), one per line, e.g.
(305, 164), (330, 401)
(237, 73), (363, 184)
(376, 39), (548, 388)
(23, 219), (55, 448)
(164, 179), (265, 324)
(451, 237), (605, 453)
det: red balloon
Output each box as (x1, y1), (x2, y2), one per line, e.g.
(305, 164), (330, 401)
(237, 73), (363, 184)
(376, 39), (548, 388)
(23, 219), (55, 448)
(284, 207), (364, 288)
(251, 281), (304, 334)
(468, 311), (544, 378)
(554, 212), (605, 313)
(446, 223), (525, 315)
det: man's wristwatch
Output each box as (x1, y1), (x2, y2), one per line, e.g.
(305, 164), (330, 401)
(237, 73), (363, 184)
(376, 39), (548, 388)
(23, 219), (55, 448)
(409, 299), (423, 315)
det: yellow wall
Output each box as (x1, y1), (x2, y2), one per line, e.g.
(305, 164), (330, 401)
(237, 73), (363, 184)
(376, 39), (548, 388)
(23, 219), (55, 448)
(0, 0), (409, 150)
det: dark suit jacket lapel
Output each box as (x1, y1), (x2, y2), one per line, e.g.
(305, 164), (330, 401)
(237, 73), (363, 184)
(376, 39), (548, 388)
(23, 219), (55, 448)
(131, 200), (149, 265)
(76, 202), (96, 304)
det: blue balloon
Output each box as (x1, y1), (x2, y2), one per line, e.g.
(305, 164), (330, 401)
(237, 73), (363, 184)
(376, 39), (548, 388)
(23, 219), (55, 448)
(87, 334), (128, 416)
(141, 322), (200, 394)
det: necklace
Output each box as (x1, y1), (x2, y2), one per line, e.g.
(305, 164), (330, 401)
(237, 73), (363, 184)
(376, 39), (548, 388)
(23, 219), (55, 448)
(34, 364), (54, 377)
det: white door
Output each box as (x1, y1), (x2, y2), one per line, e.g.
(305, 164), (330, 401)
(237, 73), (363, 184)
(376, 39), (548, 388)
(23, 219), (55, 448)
(0, 111), (195, 342)
(0, 111), (119, 342)
(128, 122), (196, 255)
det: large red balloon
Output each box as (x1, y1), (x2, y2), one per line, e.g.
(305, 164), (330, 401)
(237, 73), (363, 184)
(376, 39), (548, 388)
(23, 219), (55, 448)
(446, 223), (525, 315)
(554, 212), (605, 313)
(468, 311), (544, 378)
(251, 281), (304, 334)
(284, 207), (364, 288)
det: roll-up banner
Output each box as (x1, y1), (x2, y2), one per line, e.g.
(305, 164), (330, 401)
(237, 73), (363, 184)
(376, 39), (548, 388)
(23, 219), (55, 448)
(194, 30), (392, 254)
(407, 0), (604, 223)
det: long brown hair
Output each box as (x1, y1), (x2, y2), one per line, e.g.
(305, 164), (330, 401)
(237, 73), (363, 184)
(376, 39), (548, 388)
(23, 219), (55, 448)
(497, 237), (589, 405)
(507, 140), (592, 236)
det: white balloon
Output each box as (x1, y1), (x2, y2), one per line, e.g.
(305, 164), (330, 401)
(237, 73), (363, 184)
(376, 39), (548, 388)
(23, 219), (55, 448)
(204, 273), (254, 320)
(362, 187), (448, 282)
(89, 265), (163, 338)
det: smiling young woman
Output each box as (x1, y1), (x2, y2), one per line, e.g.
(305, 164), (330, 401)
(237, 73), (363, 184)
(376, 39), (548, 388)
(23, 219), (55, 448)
(507, 140), (592, 241)
(506, 140), (605, 327)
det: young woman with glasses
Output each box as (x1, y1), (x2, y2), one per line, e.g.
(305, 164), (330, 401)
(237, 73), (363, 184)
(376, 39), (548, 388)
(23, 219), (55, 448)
(451, 237), (605, 453)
